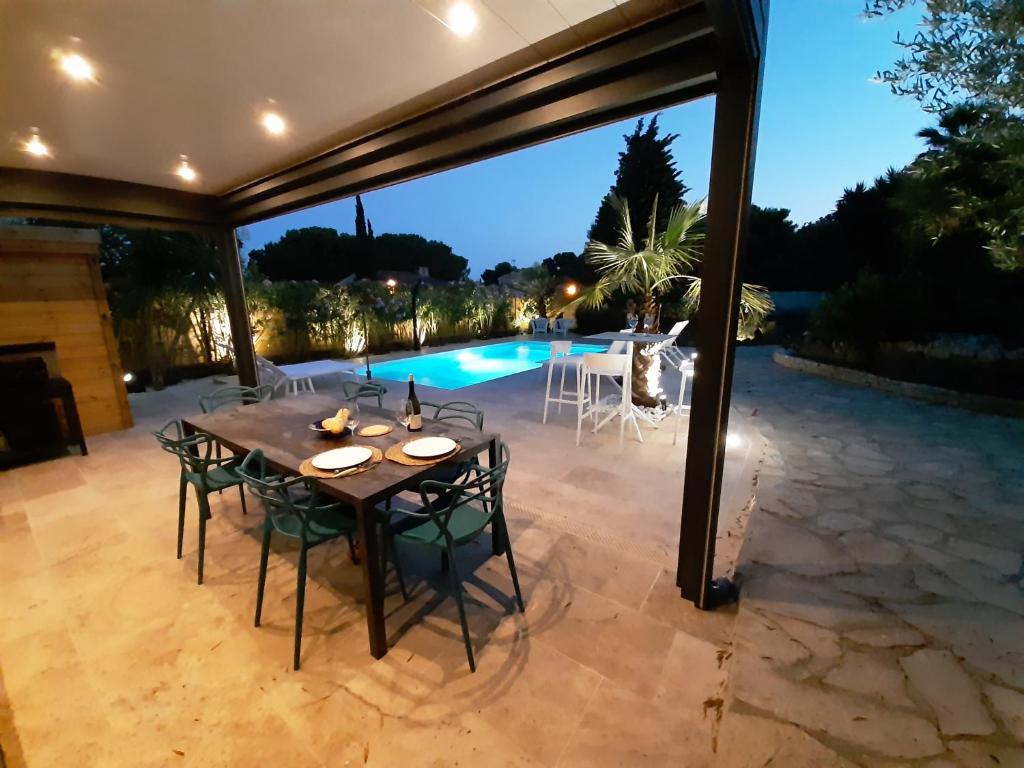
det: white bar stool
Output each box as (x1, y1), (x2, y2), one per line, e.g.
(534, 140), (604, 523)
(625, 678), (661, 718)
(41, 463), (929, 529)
(577, 352), (642, 447)
(542, 340), (580, 423)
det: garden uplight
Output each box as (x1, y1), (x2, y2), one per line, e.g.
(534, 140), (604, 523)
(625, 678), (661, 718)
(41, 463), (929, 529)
(123, 372), (135, 383)
(385, 278), (398, 293)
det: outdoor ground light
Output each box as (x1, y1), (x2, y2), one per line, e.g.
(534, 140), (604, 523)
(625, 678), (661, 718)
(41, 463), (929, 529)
(385, 278), (398, 293)
(726, 433), (743, 450)
(122, 372), (135, 383)
(22, 131), (50, 158)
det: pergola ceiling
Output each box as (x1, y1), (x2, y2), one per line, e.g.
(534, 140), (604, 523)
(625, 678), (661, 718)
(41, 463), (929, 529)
(0, 0), (688, 196)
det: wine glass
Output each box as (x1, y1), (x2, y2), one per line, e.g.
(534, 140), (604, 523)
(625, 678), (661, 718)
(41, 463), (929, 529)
(345, 401), (361, 433)
(626, 314), (639, 330)
(395, 401), (410, 429)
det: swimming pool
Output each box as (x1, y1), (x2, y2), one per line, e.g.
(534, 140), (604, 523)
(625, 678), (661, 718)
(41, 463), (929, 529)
(368, 341), (608, 390)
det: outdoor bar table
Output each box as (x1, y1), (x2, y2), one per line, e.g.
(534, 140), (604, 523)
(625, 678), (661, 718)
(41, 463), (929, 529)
(182, 394), (502, 660)
(585, 330), (678, 428)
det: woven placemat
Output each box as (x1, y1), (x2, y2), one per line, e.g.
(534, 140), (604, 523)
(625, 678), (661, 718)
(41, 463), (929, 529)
(385, 441), (461, 467)
(357, 424), (393, 437)
(299, 446), (383, 479)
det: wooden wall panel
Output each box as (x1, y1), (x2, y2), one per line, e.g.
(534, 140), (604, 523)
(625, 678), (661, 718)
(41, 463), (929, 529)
(0, 226), (133, 435)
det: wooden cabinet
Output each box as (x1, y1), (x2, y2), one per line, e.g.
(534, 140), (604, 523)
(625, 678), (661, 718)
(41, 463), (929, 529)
(0, 225), (132, 435)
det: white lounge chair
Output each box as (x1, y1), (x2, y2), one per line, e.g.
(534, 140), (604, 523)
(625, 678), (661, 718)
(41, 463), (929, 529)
(256, 355), (357, 397)
(530, 317), (550, 336)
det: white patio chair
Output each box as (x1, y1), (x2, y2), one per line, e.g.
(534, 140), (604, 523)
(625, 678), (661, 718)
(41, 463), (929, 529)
(577, 352), (641, 447)
(530, 317), (550, 336)
(542, 340), (578, 424)
(552, 317), (571, 337)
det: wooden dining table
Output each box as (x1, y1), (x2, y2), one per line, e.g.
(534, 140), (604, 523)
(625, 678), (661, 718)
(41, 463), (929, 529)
(181, 394), (502, 660)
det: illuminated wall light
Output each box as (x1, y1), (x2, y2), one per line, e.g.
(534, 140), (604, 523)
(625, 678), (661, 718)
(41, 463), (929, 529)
(59, 52), (95, 82)
(261, 111), (286, 136)
(446, 2), (478, 36)
(22, 131), (50, 158)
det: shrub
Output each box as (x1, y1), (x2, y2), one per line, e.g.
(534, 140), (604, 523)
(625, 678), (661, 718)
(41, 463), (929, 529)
(810, 273), (927, 347)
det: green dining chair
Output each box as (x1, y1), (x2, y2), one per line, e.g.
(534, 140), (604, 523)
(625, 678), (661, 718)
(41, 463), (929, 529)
(236, 449), (358, 671)
(341, 379), (387, 407)
(153, 420), (248, 585)
(198, 384), (274, 414)
(198, 384), (274, 463)
(385, 442), (522, 672)
(421, 400), (484, 430)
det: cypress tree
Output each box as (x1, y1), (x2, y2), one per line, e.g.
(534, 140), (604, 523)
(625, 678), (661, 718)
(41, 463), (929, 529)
(587, 115), (689, 246)
(354, 194), (368, 239)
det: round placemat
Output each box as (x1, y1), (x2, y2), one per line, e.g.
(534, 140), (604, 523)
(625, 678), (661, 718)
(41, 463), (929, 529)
(300, 446), (383, 479)
(357, 424), (393, 437)
(385, 441), (461, 466)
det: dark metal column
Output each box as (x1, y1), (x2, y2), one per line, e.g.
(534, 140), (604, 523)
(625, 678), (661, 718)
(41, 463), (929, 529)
(217, 228), (258, 388)
(677, 53), (765, 608)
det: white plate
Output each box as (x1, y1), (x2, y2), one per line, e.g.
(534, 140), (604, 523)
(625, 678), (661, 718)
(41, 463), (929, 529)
(403, 436), (457, 459)
(311, 446), (373, 471)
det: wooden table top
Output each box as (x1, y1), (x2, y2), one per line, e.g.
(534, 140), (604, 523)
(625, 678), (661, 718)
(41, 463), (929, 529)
(182, 394), (499, 507)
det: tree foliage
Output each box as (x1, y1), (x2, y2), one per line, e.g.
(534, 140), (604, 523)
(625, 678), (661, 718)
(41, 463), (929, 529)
(247, 227), (469, 282)
(480, 261), (515, 285)
(865, 0), (1024, 270)
(587, 116), (689, 247)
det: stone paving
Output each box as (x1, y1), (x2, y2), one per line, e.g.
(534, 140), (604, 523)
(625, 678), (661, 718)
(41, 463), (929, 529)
(718, 348), (1024, 767)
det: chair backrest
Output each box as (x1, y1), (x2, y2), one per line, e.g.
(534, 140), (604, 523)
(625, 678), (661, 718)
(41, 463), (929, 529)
(414, 442), (511, 544)
(341, 379), (386, 403)
(236, 449), (343, 536)
(421, 400), (484, 430)
(607, 340), (628, 355)
(152, 420), (221, 487)
(256, 356), (288, 394)
(199, 384), (273, 414)
(553, 318), (571, 332)
(666, 320), (689, 337)
(550, 340), (572, 357)
(582, 352), (630, 376)
(531, 318), (549, 332)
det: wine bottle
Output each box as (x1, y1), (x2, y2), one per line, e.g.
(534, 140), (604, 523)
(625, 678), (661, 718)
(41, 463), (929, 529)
(406, 374), (422, 432)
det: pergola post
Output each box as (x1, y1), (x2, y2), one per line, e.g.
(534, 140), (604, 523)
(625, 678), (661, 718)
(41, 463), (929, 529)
(677, 42), (764, 608)
(216, 228), (258, 388)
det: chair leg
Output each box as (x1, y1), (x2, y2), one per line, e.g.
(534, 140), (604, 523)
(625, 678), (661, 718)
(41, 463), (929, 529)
(176, 473), (187, 560)
(445, 549), (476, 673)
(238, 483), (247, 515)
(196, 491), (210, 585)
(389, 533), (409, 602)
(498, 513), (525, 612)
(576, 369), (587, 446)
(255, 522), (272, 627)
(558, 362), (567, 414)
(294, 544), (309, 671)
(346, 533), (360, 565)
(440, 549), (449, 573)
(543, 359), (554, 424)
(306, 377), (315, 394)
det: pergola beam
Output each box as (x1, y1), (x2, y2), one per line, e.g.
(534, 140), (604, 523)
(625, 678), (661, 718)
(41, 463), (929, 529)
(677, 0), (768, 608)
(0, 168), (222, 231)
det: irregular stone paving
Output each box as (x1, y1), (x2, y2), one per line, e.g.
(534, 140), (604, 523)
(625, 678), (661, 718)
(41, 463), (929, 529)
(717, 348), (1024, 766)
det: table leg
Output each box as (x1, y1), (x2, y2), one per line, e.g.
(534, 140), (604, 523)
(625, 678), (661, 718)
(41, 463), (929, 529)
(356, 498), (388, 659)
(489, 438), (507, 556)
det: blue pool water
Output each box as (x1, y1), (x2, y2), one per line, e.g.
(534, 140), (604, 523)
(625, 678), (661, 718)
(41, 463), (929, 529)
(369, 341), (608, 390)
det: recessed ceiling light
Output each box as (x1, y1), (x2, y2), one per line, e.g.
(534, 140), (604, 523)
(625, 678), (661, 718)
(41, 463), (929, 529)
(58, 52), (95, 82)
(261, 112), (286, 136)
(446, 2), (478, 37)
(175, 157), (197, 183)
(22, 132), (50, 158)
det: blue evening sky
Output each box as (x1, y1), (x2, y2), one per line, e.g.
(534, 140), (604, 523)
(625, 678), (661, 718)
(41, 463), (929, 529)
(243, 2), (928, 278)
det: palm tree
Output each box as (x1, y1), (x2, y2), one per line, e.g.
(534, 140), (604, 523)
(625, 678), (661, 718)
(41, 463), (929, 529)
(575, 194), (772, 406)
